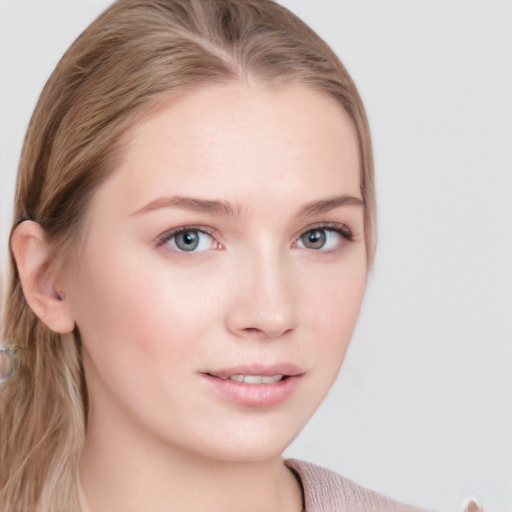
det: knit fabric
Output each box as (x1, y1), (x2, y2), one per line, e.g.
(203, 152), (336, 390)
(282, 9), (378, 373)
(285, 459), (432, 512)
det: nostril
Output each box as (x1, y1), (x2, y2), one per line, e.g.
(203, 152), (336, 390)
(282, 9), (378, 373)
(238, 324), (295, 339)
(243, 327), (262, 335)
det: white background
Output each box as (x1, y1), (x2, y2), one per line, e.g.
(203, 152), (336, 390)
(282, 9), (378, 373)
(0, 1), (511, 511)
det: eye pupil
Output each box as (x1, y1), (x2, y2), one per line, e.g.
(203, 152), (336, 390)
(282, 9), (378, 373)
(175, 231), (199, 251)
(302, 229), (326, 249)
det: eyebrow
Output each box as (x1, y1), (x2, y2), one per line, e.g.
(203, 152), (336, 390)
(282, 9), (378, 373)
(131, 194), (364, 218)
(297, 195), (365, 217)
(131, 196), (241, 217)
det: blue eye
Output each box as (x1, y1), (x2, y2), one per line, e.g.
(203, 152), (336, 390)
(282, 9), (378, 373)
(160, 228), (215, 252)
(297, 226), (351, 251)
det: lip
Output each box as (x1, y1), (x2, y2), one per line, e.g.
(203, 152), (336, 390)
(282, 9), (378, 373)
(201, 364), (304, 407)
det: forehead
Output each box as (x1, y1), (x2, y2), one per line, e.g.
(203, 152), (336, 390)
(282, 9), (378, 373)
(93, 82), (361, 212)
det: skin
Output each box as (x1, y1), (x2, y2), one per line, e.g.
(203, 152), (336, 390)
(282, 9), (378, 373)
(13, 82), (367, 511)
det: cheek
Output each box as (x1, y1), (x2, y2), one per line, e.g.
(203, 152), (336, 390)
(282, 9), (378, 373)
(305, 258), (367, 370)
(69, 247), (211, 373)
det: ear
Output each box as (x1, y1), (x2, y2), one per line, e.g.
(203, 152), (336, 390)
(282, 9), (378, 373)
(10, 221), (75, 334)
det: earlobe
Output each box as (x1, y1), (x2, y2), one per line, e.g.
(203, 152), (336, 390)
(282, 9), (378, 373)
(10, 221), (75, 334)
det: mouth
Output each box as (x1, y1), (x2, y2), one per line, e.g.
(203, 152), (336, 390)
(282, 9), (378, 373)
(205, 363), (303, 382)
(206, 373), (287, 384)
(201, 365), (304, 407)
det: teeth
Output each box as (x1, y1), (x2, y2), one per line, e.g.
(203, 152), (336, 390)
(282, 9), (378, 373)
(229, 375), (283, 384)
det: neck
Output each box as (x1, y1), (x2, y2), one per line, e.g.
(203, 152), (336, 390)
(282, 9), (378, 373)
(79, 412), (302, 512)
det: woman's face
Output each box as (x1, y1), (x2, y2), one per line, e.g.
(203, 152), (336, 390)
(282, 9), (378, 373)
(64, 82), (367, 462)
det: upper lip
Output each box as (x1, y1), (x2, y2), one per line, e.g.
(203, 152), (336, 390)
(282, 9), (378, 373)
(204, 363), (304, 379)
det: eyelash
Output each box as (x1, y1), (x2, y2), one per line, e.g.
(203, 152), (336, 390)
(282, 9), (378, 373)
(154, 226), (219, 252)
(295, 222), (354, 252)
(155, 222), (354, 254)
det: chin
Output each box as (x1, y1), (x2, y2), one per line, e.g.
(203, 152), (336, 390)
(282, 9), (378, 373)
(187, 416), (308, 464)
(203, 440), (291, 464)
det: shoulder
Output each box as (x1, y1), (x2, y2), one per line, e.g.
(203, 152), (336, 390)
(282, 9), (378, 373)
(285, 458), (433, 512)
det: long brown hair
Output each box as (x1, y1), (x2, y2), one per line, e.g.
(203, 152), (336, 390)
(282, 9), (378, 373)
(0, 1), (375, 510)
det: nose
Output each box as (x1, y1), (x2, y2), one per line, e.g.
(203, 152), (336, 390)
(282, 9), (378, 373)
(225, 249), (299, 339)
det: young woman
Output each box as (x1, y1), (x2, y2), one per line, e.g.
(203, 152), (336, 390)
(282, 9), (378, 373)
(0, 1), (433, 511)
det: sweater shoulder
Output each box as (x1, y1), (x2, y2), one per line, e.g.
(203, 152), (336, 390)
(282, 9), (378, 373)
(285, 458), (433, 512)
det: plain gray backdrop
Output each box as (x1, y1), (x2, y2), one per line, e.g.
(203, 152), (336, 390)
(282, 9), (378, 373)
(0, 1), (511, 511)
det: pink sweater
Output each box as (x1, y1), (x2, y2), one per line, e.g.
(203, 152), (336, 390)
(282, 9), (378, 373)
(285, 459), (432, 512)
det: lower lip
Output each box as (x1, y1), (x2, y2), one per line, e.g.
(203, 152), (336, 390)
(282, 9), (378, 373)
(201, 374), (302, 407)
